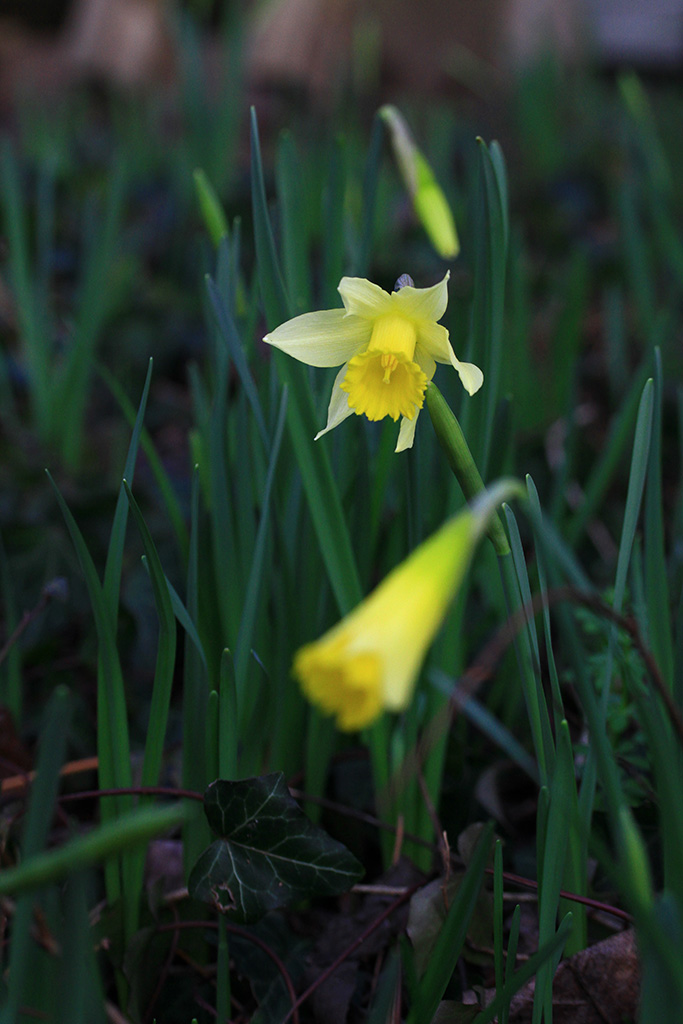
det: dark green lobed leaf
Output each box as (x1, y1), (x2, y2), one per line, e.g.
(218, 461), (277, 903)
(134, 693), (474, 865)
(188, 773), (364, 922)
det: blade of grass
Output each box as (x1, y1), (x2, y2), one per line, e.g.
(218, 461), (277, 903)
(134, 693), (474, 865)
(407, 821), (494, 1024)
(103, 358), (154, 613)
(206, 274), (269, 449)
(250, 105), (362, 616)
(98, 361), (189, 564)
(354, 111), (384, 277)
(123, 483), (176, 791)
(57, 875), (107, 1024)
(0, 139), (45, 434)
(219, 649), (238, 779)
(322, 135), (347, 308)
(493, 840), (504, 999)
(501, 509), (554, 785)
(644, 348), (673, 687)
(473, 914), (573, 1024)
(276, 131), (312, 315)
(47, 474), (132, 801)
(47, 471), (133, 921)
(469, 138), (507, 476)
(59, 158), (127, 468)
(4, 686), (72, 1021)
(566, 357), (651, 545)
(533, 721), (573, 1023)
(0, 530), (21, 722)
(0, 802), (194, 898)
(234, 388), (288, 726)
(501, 904), (521, 1024)
(578, 379), (654, 870)
(429, 668), (538, 780)
(182, 467), (211, 869)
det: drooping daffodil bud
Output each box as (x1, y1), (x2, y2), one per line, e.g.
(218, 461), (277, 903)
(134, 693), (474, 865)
(380, 104), (460, 260)
(293, 480), (520, 731)
(263, 272), (482, 452)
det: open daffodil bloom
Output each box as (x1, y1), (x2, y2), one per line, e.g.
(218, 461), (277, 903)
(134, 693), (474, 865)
(293, 482), (518, 731)
(263, 272), (483, 451)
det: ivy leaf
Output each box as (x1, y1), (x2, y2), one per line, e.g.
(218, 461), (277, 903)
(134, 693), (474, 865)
(188, 773), (364, 922)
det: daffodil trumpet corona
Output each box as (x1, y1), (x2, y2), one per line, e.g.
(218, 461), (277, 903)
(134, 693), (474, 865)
(263, 272), (483, 452)
(293, 480), (521, 731)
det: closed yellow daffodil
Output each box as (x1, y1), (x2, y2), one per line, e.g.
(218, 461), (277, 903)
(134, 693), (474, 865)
(293, 482), (517, 731)
(263, 272), (483, 452)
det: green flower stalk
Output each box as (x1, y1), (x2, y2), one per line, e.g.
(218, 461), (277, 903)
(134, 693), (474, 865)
(426, 381), (510, 556)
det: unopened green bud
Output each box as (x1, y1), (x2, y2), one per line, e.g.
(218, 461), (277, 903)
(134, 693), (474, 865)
(193, 168), (229, 248)
(380, 105), (459, 260)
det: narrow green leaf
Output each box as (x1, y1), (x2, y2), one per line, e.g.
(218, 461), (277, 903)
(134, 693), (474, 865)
(250, 106), (291, 326)
(123, 482), (177, 790)
(251, 106), (362, 615)
(0, 803), (194, 897)
(47, 472), (132, 800)
(235, 388), (287, 709)
(0, 530), (21, 722)
(5, 687), (73, 1021)
(407, 822), (494, 1024)
(57, 875), (107, 1024)
(501, 905), (521, 1024)
(493, 841), (504, 998)
(98, 360), (189, 563)
(0, 139), (46, 433)
(354, 111), (384, 276)
(60, 159), (127, 468)
(533, 721), (573, 1022)
(276, 131), (312, 314)
(206, 274), (269, 448)
(567, 358), (650, 544)
(526, 475), (565, 727)
(471, 138), (507, 478)
(322, 135), (347, 306)
(473, 914), (573, 1024)
(219, 649), (238, 780)
(103, 358), (154, 616)
(644, 349), (673, 687)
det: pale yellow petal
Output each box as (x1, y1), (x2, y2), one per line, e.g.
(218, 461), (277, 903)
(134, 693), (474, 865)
(414, 348), (436, 382)
(338, 277), (394, 319)
(314, 365), (356, 440)
(415, 320), (455, 364)
(417, 321), (484, 395)
(392, 271), (450, 323)
(264, 308), (370, 367)
(453, 357), (484, 396)
(395, 412), (419, 452)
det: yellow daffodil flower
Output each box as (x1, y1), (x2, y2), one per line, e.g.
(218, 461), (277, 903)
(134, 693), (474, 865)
(293, 482), (517, 731)
(263, 272), (483, 452)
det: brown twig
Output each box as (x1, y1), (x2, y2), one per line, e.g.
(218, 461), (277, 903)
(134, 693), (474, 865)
(487, 867), (633, 924)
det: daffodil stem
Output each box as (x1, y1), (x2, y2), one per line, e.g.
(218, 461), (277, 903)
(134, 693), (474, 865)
(425, 383), (510, 556)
